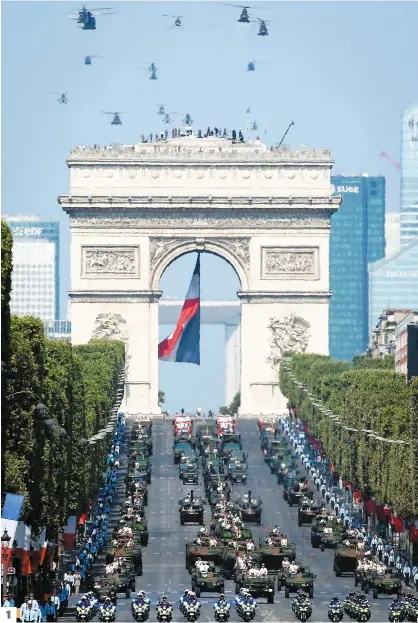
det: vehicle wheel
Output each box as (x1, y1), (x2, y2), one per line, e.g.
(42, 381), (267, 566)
(320, 543), (325, 552)
(285, 587), (290, 598)
(309, 587), (314, 598)
(181, 518), (184, 525)
(335, 566), (341, 577)
(235, 583), (241, 594)
(298, 517), (302, 527)
(219, 585), (225, 593)
(373, 588), (378, 599)
(126, 588), (131, 598)
(267, 591), (274, 604)
(355, 577), (359, 587)
(364, 583), (369, 594)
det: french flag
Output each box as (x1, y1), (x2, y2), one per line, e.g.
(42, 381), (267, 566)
(1, 494), (25, 568)
(30, 528), (47, 568)
(63, 516), (77, 552)
(158, 254), (200, 365)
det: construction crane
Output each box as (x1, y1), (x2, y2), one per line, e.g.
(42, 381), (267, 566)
(379, 151), (400, 170)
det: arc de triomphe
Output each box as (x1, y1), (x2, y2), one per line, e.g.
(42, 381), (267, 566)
(59, 136), (341, 416)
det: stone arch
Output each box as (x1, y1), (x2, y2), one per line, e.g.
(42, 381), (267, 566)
(150, 238), (249, 291)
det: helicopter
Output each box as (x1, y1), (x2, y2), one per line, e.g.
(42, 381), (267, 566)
(159, 14), (182, 27)
(256, 18), (269, 36)
(246, 106), (251, 114)
(68, 6), (118, 30)
(50, 92), (68, 104)
(101, 111), (125, 125)
(84, 55), (99, 65)
(155, 104), (165, 115)
(222, 4), (251, 23)
(247, 61), (266, 71)
(162, 113), (178, 124)
(139, 63), (158, 80)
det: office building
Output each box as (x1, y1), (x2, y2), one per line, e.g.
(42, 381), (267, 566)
(44, 320), (72, 340)
(4, 216), (60, 322)
(369, 309), (416, 359)
(329, 175), (386, 361)
(400, 103), (418, 245)
(368, 241), (418, 339)
(395, 316), (418, 380)
(385, 213), (400, 256)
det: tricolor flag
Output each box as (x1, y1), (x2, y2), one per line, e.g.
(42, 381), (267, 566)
(30, 528), (47, 568)
(15, 522), (32, 575)
(1, 493), (25, 568)
(158, 254), (200, 364)
(63, 516), (77, 551)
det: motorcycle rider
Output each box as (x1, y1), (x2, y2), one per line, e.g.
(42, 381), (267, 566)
(99, 597), (115, 620)
(158, 595), (171, 609)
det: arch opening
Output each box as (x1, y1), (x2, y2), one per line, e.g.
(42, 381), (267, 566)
(157, 250), (242, 416)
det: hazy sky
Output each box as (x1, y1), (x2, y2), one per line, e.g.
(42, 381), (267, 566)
(2, 1), (417, 412)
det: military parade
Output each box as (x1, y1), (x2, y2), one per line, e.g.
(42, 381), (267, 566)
(12, 411), (407, 621)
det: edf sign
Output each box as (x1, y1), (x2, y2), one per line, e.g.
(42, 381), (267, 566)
(12, 227), (43, 236)
(336, 186), (359, 194)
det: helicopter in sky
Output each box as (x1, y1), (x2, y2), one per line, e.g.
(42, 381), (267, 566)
(246, 106), (251, 114)
(139, 63), (158, 80)
(101, 111), (125, 125)
(159, 14), (182, 27)
(155, 104), (165, 115)
(222, 4), (251, 23)
(256, 18), (269, 36)
(247, 61), (266, 71)
(69, 6), (118, 30)
(50, 92), (68, 104)
(162, 113), (178, 124)
(84, 55), (100, 65)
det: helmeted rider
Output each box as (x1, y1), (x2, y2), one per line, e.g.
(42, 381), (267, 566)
(158, 594), (171, 609)
(214, 593), (230, 611)
(329, 597), (341, 608)
(100, 597), (114, 611)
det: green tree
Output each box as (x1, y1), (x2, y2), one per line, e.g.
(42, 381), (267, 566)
(279, 354), (415, 517)
(352, 354), (395, 369)
(219, 392), (240, 415)
(1, 220), (13, 450)
(158, 390), (165, 405)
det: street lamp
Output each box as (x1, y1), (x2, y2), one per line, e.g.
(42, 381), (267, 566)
(1, 529), (11, 598)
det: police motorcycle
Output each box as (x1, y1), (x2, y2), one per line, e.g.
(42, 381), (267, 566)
(86, 591), (100, 616)
(157, 595), (173, 622)
(76, 597), (93, 622)
(328, 597), (344, 622)
(214, 594), (231, 622)
(131, 591), (151, 622)
(181, 591), (201, 622)
(388, 598), (405, 623)
(343, 593), (371, 622)
(399, 594), (418, 622)
(235, 588), (257, 622)
(292, 591), (313, 622)
(98, 597), (116, 622)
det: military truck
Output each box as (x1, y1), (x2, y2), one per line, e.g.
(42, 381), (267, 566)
(185, 541), (224, 574)
(234, 570), (276, 604)
(298, 499), (321, 526)
(259, 542), (296, 572)
(283, 568), (315, 598)
(333, 544), (358, 577)
(179, 500), (204, 525)
(191, 565), (225, 597)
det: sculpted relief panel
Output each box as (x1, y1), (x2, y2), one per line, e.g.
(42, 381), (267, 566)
(91, 312), (131, 373)
(82, 246), (140, 278)
(149, 236), (250, 274)
(261, 247), (319, 280)
(267, 313), (311, 368)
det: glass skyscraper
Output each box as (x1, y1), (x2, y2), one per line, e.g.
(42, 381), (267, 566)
(368, 240), (418, 338)
(400, 103), (418, 245)
(4, 216), (60, 321)
(329, 176), (386, 361)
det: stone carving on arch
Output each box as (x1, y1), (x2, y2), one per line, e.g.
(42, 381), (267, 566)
(149, 236), (250, 291)
(267, 313), (311, 369)
(91, 312), (131, 373)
